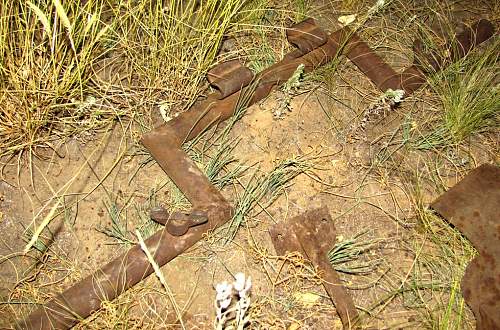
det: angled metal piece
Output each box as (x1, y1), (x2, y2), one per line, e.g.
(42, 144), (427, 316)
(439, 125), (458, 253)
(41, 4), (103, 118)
(334, 19), (495, 95)
(207, 60), (254, 99)
(431, 164), (500, 330)
(269, 207), (360, 329)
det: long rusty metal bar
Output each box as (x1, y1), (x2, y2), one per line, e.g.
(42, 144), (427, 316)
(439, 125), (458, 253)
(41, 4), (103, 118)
(342, 19), (494, 94)
(16, 17), (495, 329)
(151, 30), (347, 146)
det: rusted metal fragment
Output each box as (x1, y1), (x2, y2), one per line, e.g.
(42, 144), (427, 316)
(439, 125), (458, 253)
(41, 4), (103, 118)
(286, 18), (328, 55)
(269, 207), (359, 329)
(149, 206), (171, 225)
(413, 19), (495, 73)
(154, 14), (498, 145)
(207, 60), (254, 99)
(338, 27), (400, 92)
(431, 164), (500, 330)
(396, 65), (426, 95)
(334, 19), (494, 95)
(149, 31), (345, 146)
(402, 19), (494, 94)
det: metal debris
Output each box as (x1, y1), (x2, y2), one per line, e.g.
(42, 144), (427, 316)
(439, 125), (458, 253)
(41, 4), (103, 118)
(431, 164), (500, 330)
(269, 207), (360, 329)
(339, 19), (495, 94)
(286, 18), (328, 55)
(17, 16), (496, 329)
(413, 19), (494, 73)
(207, 59), (254, 99)
(16, 126), (232, 329)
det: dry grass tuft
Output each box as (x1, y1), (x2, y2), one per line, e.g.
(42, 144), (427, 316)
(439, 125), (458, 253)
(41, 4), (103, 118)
(0, 0), (269, 158)
(0, 0), (113, 156)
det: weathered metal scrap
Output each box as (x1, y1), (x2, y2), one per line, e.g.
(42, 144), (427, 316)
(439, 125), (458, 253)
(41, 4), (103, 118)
(16, 16), (496, 329)
(16, 18), (343, 329)
(431, 164), (500, 330)
(269, 207), (360, 329)
(207, 59), (254, 99)
(413, 19), (494, 73)
(140, 19), (495, 147)
(341, 19), (494, 94)
(16, 128), (232, 329)
(148, 28), (346, 146)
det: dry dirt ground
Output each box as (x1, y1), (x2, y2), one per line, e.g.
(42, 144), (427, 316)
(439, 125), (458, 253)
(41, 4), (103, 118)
(0, 2), (498, 329)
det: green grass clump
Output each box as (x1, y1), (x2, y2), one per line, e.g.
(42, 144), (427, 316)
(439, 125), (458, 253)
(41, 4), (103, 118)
(112, 0), (259, 100)
(328, 230), (382, 275)
(226, 155), (316, 242)
(413, 37), (499, 150)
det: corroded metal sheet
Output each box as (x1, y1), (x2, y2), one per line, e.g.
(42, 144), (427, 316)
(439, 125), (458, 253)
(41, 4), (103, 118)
(431, 164), (500, 330)
(269, 207), (360, 329)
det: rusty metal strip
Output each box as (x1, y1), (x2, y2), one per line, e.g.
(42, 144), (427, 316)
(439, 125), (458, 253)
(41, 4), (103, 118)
(269, 207), (360, 329)
(16, 129), (232, 329)
(145, 18), (495, 147)
(337, 27), (401, 92)
(149, 29), (346, 146)
(413, 19), (495, 73)
(431, 164), (500, 330)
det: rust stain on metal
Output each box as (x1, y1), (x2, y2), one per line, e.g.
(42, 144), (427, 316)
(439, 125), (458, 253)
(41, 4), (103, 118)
(269, 207), (360, 329)
(431, 164), (500, 330)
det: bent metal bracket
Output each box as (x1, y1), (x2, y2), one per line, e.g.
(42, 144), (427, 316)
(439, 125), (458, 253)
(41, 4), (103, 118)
(16, 18), (494, 329)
